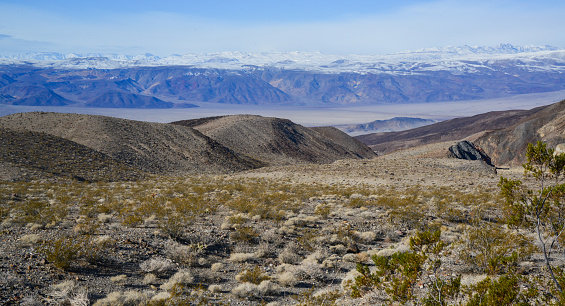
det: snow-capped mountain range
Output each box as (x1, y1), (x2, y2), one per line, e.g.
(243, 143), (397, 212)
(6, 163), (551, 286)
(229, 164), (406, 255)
(1, 44), (565, 108)
(1, 44), (564, 75)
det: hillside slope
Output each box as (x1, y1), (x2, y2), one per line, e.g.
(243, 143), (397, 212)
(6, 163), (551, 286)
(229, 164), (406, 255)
(0, 112), (264, 174)
(355, 106), (547, 155)
(334, 117), (437, 135)
(0, 127), (143, 182)
(172, 115), (376, 165)
(476, 99), (565, 166)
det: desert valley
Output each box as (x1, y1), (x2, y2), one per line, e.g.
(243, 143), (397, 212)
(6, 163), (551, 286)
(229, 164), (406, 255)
(1, 93), (565, 304)
(1, 44), (565, 305)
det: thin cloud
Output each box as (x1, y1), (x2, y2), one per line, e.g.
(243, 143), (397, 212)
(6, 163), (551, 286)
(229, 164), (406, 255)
(0, 0), (563, 56)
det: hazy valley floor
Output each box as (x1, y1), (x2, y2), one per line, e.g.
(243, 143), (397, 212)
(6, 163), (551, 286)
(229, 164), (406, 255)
(1, 90), (564, 127)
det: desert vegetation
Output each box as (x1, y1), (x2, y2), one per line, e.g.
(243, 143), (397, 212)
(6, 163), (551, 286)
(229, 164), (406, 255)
(1, 140), (565, 305)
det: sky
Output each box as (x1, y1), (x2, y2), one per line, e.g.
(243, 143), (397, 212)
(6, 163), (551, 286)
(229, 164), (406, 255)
(0, 0), (564, 57)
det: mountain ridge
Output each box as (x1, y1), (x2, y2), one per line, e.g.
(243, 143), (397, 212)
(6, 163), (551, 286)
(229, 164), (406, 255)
(0, 112), (265, 175)
(334, 117), (437, 136)
(171, 115), (377, 165)
(1, 44), (565, 107)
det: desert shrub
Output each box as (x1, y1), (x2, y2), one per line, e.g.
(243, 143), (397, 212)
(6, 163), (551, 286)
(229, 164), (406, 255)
(231, 282), (260, 298)
(209, 284), (223, 293)
(210, 262), (225, 272)
(277, 271), (298, 287)
(229, 226), (259, 243)
(347, 228), (445, 303)
(295, 228), (319, 252)
(143, 273), (158, 285)
(314, 203), (331, 219)
(38, 234), (102, 270)
(10, 198), (68, 226)
(110, 274), (127, 284)
(462, 274), (540, 306)
(458, 223), (535, 274)
(19, 233), (41, 246)
(499, 141), (565, 298)
(278, 245), (302, 264)
(236, 265), (270, 284)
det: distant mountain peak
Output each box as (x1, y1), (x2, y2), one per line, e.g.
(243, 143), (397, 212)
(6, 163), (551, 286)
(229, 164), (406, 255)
(1, 44), (563, 73)
(412, 44), (560, 55)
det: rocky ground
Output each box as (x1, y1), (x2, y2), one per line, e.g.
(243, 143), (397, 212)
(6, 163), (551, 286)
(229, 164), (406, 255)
(0, 142), (558, 305)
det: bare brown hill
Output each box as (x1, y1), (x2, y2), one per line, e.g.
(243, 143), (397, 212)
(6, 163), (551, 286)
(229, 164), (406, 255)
(355, 106), (548, 155)
(0, 112), (264, 174)
(476, 99), (565, 166)
(0, 127), (144, 182)
(172, 115), (376, 165)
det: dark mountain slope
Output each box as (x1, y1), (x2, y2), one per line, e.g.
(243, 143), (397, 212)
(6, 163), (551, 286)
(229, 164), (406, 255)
(0, 127), (143, 182)
(0, 85), (73, 106)
(172, 115), (376, 165)
(355, 106), (547, 155)
(0, 112), (264, 174)
(85, 91), (176, 108)
(476, 99), (565, 166)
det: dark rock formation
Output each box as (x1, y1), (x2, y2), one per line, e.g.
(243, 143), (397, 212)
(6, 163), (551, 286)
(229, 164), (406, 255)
(447, 141), (494, 167)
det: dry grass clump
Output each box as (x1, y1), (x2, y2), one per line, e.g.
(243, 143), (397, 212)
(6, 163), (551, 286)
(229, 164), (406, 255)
(208, 284), (223, 293)
(276, 270), (298, 287)
(210, 262), (225, 272)
(139, 257), (176, 276)
(18, 233), (41, 246)
(49, 281), (89, 306)
(110, 274), (127, 284)
(160, 269), (194, 291)
(231, 280), (280, 298)
(92, 290), (149, 306)
(165, 240), (206, 267)
(229, 252), (257, 263)
(143, 273), (158, 285)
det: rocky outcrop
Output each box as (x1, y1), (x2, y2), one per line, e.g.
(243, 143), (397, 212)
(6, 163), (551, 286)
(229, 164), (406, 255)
(447, 141), (494, 167)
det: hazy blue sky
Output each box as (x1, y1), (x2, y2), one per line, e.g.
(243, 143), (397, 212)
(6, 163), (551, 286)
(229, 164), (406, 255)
(0, 0), (564, 56)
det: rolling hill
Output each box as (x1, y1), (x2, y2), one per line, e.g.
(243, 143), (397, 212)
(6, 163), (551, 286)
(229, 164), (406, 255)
(171, 115), (377, 165)
(0, 112), (264, 175)
(0, 127), (144, 182)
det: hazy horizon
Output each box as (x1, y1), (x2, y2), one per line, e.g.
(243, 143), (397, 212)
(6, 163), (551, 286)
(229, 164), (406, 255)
(1, 0), (564, 57)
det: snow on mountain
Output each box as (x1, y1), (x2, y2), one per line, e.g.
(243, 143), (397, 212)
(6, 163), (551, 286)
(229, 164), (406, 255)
(1, 44), (564, 75)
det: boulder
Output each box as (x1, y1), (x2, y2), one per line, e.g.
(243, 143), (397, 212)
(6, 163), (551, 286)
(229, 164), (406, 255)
(448, 141), (494, 167)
